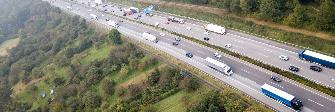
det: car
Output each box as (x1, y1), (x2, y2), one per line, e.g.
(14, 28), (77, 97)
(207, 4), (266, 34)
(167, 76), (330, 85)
(204, 37), (210, 41)
(310, 66), (322, 72)
(123, 13), (126, 16)
(101, 14), (105, 17)
(165, 22), (170, 24)
(270, 75), (282, 82)
(172, 42), (179, 46)
(186, 27), (191, 30)
(104, 9), (108, 12)
(137, 14), (142, 17)
(159, 33), (165, 36)
(134, 16), (139, 19)
(105, 19), (110, 21)
(175, 37), (181, 42)
(279, 55), (289, 61)
(204, 31), (209, 35)
(88, 9), (92, 12)
(186, 52), (193, 58)
(155, 22), (160, 26)
(289, 66), (299, 72)
(214, 52), (222, 58)
(224, 44), (231, 48)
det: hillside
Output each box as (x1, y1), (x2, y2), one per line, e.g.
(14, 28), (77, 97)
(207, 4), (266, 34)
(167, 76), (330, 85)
(0, 0), (272, 111)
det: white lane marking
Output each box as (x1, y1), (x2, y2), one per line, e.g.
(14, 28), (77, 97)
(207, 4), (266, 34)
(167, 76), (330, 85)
(264, 49), (273, 53)
(269, 82), (284, 89)
(308, 99), (324, 107)
(242, 69), (250, 74)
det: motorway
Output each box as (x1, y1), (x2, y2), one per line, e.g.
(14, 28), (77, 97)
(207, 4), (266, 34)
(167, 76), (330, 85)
(90, 1), (335, 89)
(46, 0), (335, 112)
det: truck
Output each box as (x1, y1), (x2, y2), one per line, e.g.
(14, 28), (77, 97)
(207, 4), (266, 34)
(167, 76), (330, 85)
(205, 24), (226, 35)
(142, 32), (158, 43)
(299, 50), (335, 69)
(205, 57), (233, 75)
(107, 20), (119, 28)
(90, 14), (98, 20)
(261, 84), (303, 110)
(167, 16), (185, 24)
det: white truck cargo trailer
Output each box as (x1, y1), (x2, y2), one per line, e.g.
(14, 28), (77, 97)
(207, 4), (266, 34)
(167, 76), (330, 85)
(205, 57), (233, 75)
(205, 24), (226, 35)
(142, 32), (158, 43)
(107, 20), (119, 28)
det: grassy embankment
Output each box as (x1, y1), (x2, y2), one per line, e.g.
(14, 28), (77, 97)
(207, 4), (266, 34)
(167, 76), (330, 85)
(0, 38), (20, 56)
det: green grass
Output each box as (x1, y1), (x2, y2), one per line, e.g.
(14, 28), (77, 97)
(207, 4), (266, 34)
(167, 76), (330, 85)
(153, 85), (209, 112)
(79, 43), (113, 64)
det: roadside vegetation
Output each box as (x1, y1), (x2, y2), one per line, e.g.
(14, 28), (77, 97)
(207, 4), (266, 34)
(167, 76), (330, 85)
(107, 0), (335, 98)
(0, 0), (273, 111)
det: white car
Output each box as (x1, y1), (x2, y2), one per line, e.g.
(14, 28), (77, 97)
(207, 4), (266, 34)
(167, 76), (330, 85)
(88, 9), (92, 12)
(186, 27), (191, 30)
(224, 44), (232, 48)
(214, 52), (222, 58)
(279, 55), (289, 61)
(102, 14), (105, 17)
(155, 22), (160, 27)
(204, 31), (209, 35)
(159, 33), (165, 36)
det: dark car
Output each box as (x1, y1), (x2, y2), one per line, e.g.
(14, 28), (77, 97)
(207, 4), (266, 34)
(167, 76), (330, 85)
(186, 52), (193, 58)
(103, 9), (108, 12)
(271, 76), (282, 82)
(310, 66), (322, 72)
(289, 66), (299, 72)
(204, 37), (210, 41)
(172, 42), (179, 46)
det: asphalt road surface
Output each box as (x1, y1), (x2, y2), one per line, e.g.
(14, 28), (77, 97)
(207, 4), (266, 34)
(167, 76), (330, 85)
(45, 0), (335, 111)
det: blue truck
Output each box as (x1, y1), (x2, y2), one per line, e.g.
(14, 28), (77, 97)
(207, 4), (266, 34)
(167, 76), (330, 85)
(261, 84), (303, 110)
(299, 50), (335, 69)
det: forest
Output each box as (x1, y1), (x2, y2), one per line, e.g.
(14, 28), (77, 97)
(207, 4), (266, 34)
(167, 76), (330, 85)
(162, 0), (335, 34)
(0, 0), (271, 111)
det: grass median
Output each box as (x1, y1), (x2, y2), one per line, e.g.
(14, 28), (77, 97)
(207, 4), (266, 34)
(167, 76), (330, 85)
(102, 1), (335, 98)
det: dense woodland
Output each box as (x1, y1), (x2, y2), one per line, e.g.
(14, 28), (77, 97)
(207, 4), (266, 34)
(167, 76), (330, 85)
(162, 0), (335, 34)
(0, 0), (261, 111)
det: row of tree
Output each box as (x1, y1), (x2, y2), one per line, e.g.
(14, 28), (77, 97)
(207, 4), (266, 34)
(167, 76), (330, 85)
(163, 0), (335, 34)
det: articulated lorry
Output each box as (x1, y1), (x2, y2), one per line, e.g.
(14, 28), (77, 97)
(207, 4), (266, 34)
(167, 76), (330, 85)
(299, 50), (335, 69)
(261, 84), (303, 110)
(205, 57), (233, 75)
(205, 24), (226, 35)
(167, 16), (185, 24)
(142, 32), (158, 43)
(107, 20), (119, 28)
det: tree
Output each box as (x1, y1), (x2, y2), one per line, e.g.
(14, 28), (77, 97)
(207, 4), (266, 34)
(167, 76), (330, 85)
(315, 0), (335, 32)
(101, 79), (116, 95)
(181, 77), (200, 91)
(284, 4), (309, 28)
(82, 91), (101, 108)
(230, 0), (242, 13)
(108, 29), (122, 45)
(240, 0), (259, 13)
(147, 68), (160, 86)
(53, 77), (65, 86)
(258, 0), (290, 21)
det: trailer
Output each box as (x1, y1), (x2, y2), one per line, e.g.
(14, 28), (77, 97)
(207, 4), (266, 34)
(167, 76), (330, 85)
(167, 16), (185, 24)
(142, 32), (158, 43)
(205, 24), (226, 35)
(205, 57), (233, 75)
(299, 50), (335, 69)
(107, 20), (119, 28)
(90, 14), (98, 20)
(261, 84), (303, 110)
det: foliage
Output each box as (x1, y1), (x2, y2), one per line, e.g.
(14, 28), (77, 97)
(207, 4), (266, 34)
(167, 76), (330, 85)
(188, 90), (225, 112)
(108, 29), (123, 45)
